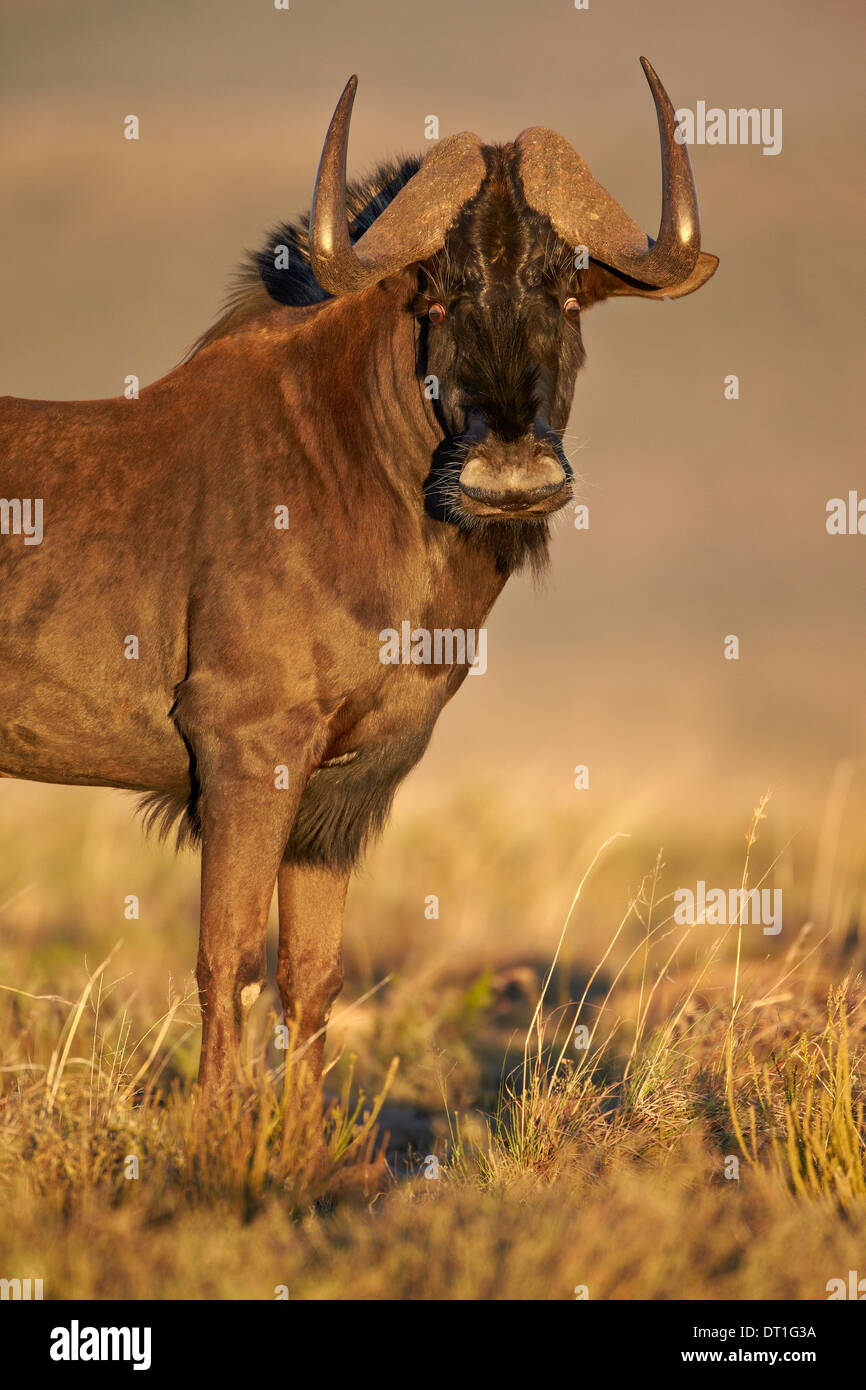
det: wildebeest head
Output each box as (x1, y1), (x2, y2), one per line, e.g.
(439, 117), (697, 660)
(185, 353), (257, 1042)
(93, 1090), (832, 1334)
(309, 60), (717, 533)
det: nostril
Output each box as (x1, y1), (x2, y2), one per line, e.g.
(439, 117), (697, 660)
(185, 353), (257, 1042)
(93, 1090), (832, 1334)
(456, 442), (571, 515)
(458, 449), (567, 505)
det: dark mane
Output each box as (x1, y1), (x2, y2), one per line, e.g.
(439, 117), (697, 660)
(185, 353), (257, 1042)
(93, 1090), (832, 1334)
(186, 154), (423, 359)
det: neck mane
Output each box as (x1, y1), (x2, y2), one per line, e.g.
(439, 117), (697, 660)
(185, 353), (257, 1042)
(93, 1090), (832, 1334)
(186, 154), (424, 361)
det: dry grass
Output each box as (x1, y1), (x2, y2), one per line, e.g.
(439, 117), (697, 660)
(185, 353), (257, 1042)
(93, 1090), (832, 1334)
(1, 775), (865, 1300)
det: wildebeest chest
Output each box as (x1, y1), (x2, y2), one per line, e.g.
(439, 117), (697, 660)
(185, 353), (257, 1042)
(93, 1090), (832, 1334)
(169, 486), (504, 870)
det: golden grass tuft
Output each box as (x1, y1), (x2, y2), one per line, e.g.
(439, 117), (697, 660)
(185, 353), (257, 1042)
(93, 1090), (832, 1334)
(1, 779), (865, 1298)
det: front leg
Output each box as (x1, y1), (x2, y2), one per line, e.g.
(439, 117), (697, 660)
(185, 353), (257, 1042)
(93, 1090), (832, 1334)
(193, 734), (318, 1102)
(276, 860), (349, 1120)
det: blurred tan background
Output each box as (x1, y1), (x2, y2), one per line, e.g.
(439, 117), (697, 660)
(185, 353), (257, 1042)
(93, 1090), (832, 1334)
(2, 0), (865, 837)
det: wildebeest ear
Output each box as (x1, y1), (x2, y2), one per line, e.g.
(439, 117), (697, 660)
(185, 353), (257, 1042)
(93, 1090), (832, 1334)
(581, 252), (719, 306)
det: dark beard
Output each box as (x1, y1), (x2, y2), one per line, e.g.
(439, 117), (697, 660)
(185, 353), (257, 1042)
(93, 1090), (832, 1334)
(467, 515), (552, 576)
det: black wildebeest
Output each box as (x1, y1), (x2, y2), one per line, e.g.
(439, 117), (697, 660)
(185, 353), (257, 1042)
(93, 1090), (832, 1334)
(0, 59), (717, 1106)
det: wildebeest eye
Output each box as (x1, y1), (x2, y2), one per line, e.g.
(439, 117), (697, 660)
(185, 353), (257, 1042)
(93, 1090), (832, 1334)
(428, 303), (447, 325)
(563, 296), (580, 320)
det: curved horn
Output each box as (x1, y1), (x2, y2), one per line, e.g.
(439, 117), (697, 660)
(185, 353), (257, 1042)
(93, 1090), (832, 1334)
(516, 58), (700, 289)
(310, 77), (487, 297)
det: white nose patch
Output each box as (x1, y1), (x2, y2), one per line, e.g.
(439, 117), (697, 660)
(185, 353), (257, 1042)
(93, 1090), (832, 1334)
(240, 982), (263, 1013)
